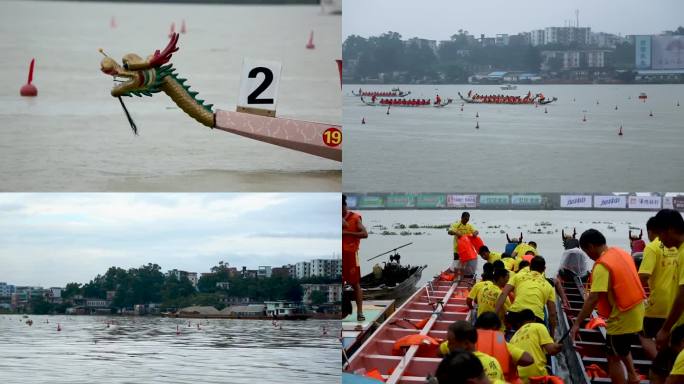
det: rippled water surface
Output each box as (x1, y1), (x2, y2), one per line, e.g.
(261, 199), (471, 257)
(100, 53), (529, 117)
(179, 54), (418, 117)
(0, 315), (340, 383)
(343, 84), (684, 192)
(0, 1), (341, 191)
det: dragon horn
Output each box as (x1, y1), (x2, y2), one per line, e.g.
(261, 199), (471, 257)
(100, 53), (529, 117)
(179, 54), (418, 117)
(562, 229), (565, 240)
(520, 232), (523, 242)
(573, 227), (577, 238)
(640, 229), (643, 239)
(506, 234), (511, 242)
(629, 230), (632, 240)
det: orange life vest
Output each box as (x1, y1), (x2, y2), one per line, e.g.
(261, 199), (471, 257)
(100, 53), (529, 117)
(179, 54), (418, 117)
(522, 254), (534, 263)
(470, 235), (485, 253)
(457, 235), (477, 262)
(591, 247), (645, 318)
(342, 211), (362, 253)
(476, 330), (521, 383)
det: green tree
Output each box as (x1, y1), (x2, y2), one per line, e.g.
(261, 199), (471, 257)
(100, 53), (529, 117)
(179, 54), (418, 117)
(61, 282), (82, 299)
(31, 296), (53, 314)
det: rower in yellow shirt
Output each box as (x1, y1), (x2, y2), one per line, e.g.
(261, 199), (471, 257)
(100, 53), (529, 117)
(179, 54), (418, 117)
(447, 212), (478, 271)
(570, 229), (645, 384)
(511, 241), (537, 259)
(494, 256), (557, 335)
(510, 309), (562, 381)
(478, 246), (501, 263)
(500, 253), (516, 272)
(478, 268), (511, 329)
(638, 216), (679, 363)
(438, 320), (506, 384)
(467, 263), (494, 310)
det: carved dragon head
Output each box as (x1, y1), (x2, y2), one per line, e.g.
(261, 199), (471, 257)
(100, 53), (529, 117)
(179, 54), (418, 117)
(100, 33), (179, 97)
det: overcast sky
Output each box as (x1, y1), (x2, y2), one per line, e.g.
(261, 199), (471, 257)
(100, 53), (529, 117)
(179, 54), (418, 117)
(0, 193), (340, 287)
(343, 0), (683, 41)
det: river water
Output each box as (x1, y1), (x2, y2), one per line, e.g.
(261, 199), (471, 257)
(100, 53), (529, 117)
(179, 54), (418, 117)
(0, 1), (341, 191)
(343, 84), (684, 192)
(354, 209), (653, 285)
(0, 315), (340, 383)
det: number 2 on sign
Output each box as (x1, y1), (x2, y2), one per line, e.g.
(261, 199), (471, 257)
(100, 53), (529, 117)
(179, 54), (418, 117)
(323, 128), (342, 147)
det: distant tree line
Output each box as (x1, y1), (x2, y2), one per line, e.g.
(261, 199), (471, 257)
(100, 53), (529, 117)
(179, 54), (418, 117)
(23, 262), (338, 314)
(342, 29), (651, 84)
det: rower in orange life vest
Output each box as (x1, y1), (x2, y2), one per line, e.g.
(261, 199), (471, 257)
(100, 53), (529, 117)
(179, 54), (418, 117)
(435, 94), (441, 105)
(570, 229), (645, 384)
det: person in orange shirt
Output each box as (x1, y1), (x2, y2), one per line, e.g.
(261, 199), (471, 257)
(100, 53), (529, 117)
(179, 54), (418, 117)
(343, 195), (368, 321)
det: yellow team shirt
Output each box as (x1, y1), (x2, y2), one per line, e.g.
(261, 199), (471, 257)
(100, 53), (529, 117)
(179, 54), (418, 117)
(512, 243), (537, 258)
(590, 263), (645, 335)
(508, 271), (555, 320)
(477, 281), (510, 330)
(468, 280), (489, 302)
(674, 243), (684, 329)
(450, 222), (476, 252)
(487, 251), (502, 263)
(638, 237), (679, 318)
(510, 322), (554, 379)
(473, 351), (506, 384)
(502, 257), (516, 271)
(672, 348), (684, 375)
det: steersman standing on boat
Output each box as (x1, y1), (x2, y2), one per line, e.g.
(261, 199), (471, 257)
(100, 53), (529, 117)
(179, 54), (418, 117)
(343, 195), (368, 322)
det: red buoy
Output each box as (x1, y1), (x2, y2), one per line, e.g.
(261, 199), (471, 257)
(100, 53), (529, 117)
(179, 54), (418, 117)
(20, 58), (38, 97)
(180, 19), (187, 34)
(306, 30), (315, 49)
(168, 22), (176, 39)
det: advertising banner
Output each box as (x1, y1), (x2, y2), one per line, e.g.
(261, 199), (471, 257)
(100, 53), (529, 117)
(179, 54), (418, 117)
(673, 196), (684, 210)
(511, 195), (542, 207)
(345, 194), (358, 209)
(560, 195), (593, 208)
(358, 195), (385, 209)
(651, 35), (684, 70)
(385, 194), (416, 208)
(635, 35), (652, 69)
(594, 195), (627, 209)
(446, 194), (478, 208)
(628, 195), (662, 210)
(416, 194), (447, 208)
(479, 195), (510, 208)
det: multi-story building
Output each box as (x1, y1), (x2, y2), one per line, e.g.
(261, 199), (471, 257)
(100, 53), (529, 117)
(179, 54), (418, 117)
(544, 26), (591, 46)
(301, 284), (343, 305)
(257, 266), (272, 278)
(406, 37), (437, 53)
(0, 282), (16, 297)
(585, 50), (609, 68)
(591, 32), (622, 48)
(295, 261), (311, 279)
(45, 287), (63, 304)
(271, 266), (291, 278)
(495, 34), (510, 46)
(530, 29), (546, 46)
(167, 269), (198, 287)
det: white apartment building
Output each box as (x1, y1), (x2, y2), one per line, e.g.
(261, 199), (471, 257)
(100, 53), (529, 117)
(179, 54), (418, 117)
(530, 29), (546, 46)
(257, 266), (272, 278)
(0, 282), (16, 297)
(295, 261), (311, 279)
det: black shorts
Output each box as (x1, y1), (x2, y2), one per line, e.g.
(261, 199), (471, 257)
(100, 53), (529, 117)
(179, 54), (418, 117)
(651, 346), (676, 377)
(453, 252), (459, 260)
(605, 333), (638, 356)
(641, 317), (666, 339)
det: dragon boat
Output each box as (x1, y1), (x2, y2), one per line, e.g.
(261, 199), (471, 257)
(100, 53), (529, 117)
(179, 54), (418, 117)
(352, 90), (411, 98)
(458, 91), (557, 105)
(360, 96), (452, 108)
(99, 33), (341, 162)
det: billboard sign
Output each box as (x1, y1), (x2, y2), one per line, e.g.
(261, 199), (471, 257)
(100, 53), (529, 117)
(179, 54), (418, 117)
(594, 195), (627, 209)
(358, 195), (385, 209)
(635, 35), (652, 69)
(511, 195), (542, 207)
(416, 194), (447, 208)
(628, 195), (662, 210)
(651, 35), (684, 70)
(560, 195), (592, 208)
(385, 194), (416, 208)
(673, 196), (684, 210)
(447, 194), (478, 208)
(479, 195), (510, 208)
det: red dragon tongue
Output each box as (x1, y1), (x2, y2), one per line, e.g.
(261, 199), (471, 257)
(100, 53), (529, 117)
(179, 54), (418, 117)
(28, 58), (35, 84)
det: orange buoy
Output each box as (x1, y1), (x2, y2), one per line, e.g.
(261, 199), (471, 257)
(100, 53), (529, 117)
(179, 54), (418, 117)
(20, 58), (38, 97)
(180, 19), (187, 34)
(168, 22), (176, 39)
(306, 30), (315, 49)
